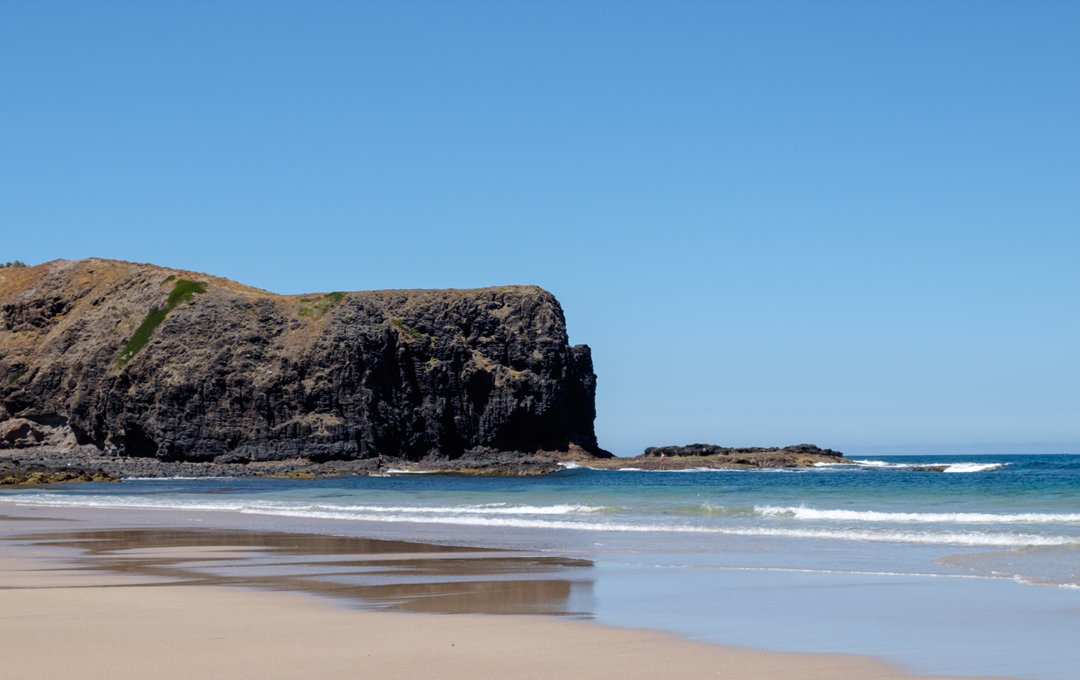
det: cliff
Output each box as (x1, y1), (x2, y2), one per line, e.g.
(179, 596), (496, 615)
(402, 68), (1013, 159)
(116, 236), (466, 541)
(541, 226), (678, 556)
(0, 259), (605, 467)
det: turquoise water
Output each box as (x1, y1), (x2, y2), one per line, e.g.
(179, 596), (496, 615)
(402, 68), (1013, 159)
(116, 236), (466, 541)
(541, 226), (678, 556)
(3, 453), (1079, 678)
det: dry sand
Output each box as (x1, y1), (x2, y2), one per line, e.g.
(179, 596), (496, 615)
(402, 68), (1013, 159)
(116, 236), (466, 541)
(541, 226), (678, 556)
(0, 516), (1008, 680)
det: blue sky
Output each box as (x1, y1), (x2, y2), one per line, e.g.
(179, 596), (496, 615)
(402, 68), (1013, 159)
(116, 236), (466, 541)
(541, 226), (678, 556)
(2, 1), (1077, 455)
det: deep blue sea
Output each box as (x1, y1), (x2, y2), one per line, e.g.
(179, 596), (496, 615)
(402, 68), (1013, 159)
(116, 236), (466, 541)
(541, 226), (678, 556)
(3, 453), (1079, 679)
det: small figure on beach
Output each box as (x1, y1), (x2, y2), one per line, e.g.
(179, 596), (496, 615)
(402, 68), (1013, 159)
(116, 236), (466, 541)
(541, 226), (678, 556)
(660, 453), (666, 470)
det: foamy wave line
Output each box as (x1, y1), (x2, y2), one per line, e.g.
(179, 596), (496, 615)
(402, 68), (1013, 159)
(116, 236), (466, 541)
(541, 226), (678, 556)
(3, 495), (1074, 547)
(0, 495), (603, 516)
(755, 506), (1080, 524)
(312, 502), (604, 515)
(251, 509), (1076, 546)
(943, 463), (1006, 473)
(623, 562), (990, 580)
(813, 461), (1007, 473)
(558, 462), (599, 470)
(837, 460), (1007, 473)
(1012, 575), (1080, 590)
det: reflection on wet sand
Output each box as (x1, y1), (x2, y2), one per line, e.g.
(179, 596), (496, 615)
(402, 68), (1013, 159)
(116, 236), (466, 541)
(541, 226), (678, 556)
(938, 544), (1080, 589)
(9, 528), (596, 616)
(0, 514), (70, 521)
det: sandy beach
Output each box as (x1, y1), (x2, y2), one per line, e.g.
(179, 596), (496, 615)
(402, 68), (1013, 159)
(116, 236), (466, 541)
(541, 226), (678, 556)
(0, 513), (1012, 680)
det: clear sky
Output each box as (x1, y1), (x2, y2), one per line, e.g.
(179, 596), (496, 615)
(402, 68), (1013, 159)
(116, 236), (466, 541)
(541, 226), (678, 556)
(2, 1), (1077, 455)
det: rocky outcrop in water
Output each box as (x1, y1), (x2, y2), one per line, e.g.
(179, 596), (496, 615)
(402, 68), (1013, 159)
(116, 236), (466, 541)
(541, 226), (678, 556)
(0, 259), (605, 467)
(581, 443), (850, 470)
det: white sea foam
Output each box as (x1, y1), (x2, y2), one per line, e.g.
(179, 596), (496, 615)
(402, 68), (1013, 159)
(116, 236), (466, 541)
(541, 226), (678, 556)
(623, 562), (990, 580)
(320, 502), (604, 515)
(383, 469), (433, 474)
(246, 510), (1078, 547)
(755, 506), (1080, 524)
(558, 462), (601, 471)
(1011, 575), (1080, 590)
(813, 460), (1007, 473)
(942, 463), (1005, 473)
(3, 494), (1075, 547)
(1, 495), (603, 516)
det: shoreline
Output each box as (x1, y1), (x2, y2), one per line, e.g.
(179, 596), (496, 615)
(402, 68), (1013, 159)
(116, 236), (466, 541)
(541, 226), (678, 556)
(0, 508), (1015, 680)
(0, 443), (850, 482)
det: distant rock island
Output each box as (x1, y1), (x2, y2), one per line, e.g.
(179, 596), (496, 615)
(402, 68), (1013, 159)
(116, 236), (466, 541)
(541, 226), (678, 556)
(601, 443), (847, 470)
(0, 259), (849, 479)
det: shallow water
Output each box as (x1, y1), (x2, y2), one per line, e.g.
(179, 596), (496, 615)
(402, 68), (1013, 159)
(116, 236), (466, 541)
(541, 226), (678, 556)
(2, 453), (1078, 679)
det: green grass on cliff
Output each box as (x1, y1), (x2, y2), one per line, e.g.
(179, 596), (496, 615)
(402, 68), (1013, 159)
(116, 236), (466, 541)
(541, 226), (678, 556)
(298, 292), (346, 317)
(166, 279), (207, 306)
(115, 279), (207, 367)
(116, 307), (167, 366)
(390, 317), (424, 340)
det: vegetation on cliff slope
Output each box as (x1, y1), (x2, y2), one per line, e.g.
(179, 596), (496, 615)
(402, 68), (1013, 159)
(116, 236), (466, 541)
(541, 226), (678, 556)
(115, 278), (206, 366)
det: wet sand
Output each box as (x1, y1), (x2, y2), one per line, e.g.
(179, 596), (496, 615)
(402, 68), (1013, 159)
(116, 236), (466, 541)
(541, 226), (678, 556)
(0, 512), (1011, 680)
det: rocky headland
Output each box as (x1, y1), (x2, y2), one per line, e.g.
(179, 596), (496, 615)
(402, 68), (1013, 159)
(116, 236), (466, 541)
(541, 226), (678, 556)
(1, 259), (605, 476)
(0, 259), (849, 479)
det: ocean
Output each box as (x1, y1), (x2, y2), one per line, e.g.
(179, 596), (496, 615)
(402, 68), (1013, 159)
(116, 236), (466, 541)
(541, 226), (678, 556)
(3, 453), (1078, 679)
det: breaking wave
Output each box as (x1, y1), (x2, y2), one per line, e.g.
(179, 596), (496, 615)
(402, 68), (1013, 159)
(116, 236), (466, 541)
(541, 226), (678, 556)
(3, 493), (1075, 548)
(813, 460), (1007, 473)
(755, 506), (1080, 524)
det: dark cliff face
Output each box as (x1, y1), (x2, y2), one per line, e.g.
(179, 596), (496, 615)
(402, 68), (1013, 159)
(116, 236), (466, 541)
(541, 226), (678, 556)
(0, 259), (605, 462)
